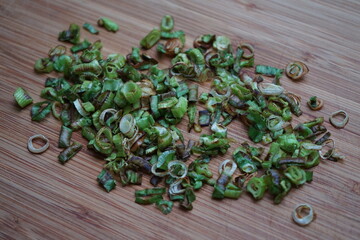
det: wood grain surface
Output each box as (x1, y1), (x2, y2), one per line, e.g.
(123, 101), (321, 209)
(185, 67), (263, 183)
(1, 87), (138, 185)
(1, 0), (360, 239)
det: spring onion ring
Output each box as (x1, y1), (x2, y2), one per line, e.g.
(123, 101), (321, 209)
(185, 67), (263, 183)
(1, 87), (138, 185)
(169, 179), (185, 195)
(319, 139), (335, 159)
(168, 160), (188, 179)
(266, 115), (285, 132)
(218, 159), (237, 175)
(239, 43), (254, 59)
(28, 134), (50, 154)
(292, 203), (314, 226)
(329, 110), (349, 129)
(286, 61), (309, 80)
(119, 114), (136, 138)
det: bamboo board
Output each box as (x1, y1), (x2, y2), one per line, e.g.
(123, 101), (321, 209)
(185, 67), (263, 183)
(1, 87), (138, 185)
(1, 0), (360, 239)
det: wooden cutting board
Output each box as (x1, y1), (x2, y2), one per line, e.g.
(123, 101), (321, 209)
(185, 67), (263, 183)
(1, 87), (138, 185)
(1, 0), (360, 239)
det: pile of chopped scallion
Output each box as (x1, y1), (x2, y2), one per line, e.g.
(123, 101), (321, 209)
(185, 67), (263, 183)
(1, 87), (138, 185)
(14, 16), (345, 215)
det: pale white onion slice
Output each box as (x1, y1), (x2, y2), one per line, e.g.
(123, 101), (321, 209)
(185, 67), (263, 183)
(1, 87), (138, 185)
(329, 110), (349, 129)
(292, 203), (314, 226)
(258, 83), (284, 96)
(168, 160), (188, 179)
(218, 159), (237, 175)
(28, 134), (50, 154)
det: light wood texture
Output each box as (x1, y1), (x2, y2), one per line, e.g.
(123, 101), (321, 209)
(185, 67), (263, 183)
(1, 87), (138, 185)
(1, 0), (360, 239)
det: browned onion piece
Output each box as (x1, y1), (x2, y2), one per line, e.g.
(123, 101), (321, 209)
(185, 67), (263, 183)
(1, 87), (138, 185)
(286, 61), (309, 80)
(164, 38), (184, 56)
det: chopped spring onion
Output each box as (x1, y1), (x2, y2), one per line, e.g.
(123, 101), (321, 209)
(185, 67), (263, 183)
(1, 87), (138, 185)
(292, 204), (314, 226)
(329, 110), (349, 128)
(307, 96), (323, 111)
(28, 134), (50, 154)
(97, 17), (119, 32)
(13, 87), (33, 108)
(286, 61), (309, 80)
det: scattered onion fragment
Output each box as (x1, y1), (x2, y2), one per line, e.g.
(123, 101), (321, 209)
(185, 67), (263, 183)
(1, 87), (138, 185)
(307, 96), (323, 111)
(292, 204), (314, 226)
(329, 110), (349, 128)
(286, 61), (309, 80)
(28, 134), (50, 154)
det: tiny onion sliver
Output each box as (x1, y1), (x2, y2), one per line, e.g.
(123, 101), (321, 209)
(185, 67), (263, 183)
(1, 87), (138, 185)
(28, 134), (50, 154)
(319, 139), (335, 159)
(329, 110), (349, 129)
(292, 203), (314, 226)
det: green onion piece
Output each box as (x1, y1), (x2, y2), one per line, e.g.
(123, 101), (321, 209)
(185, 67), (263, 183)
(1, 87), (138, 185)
(158, 97), (178, 109)
(126, 169), (143, 185)
(93, 127), (113, 155)
(171, 97), (188, 119)
(48, 45), (66, 57)
(199, 110), (210, 126)
(180, 187), (196, 210)
(246, 177), (266, 200)
(198, 92), (208, 104)
(34, 58), (53, 73)
(71, 39), (91, 53)
(160, 30), (184, 39)
(97, 17), (119, 32)
(187, 103), (196, 132)
(53, 55), (72, 73)
(58, 23), (80, 44)
(58, 125), (73, 148)
(58, 141), (82, 164)
(135, 187), (166, 204)
(121, 81), (142, 104)
(255, 65), (284, 77)
(71, 60), (102, 75)
(156, 200), (174, 215)
(307, 96), (323, 111)
(81, 126), (96, 141)
(119, 114), (136, 138)
(140, 28), (161, 49)
(213, 36), (231, 51)
(284, 166), (307, 186)
(31, 101), (53, 121)
(188, 84), (198, 102)
(277, 133), (300, 153)
(224, 183), (242, 199)
(160, 15), (174, 32)
(83, 23), (99, 34)
(13, 87), (33, 108)
(97, 169), (116, 192)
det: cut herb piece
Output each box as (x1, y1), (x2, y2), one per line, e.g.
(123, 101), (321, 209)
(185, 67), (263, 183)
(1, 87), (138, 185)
(83, 23), (99, 34)
(58, 141), (83, 164)
(98, 17), (119, 32)
(140, 28), (161, 49)
(13, 87), (33, 108)
(160, 15), (174, 32)
(97, 169), (116, 192)
(58, 23), (80, 44)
